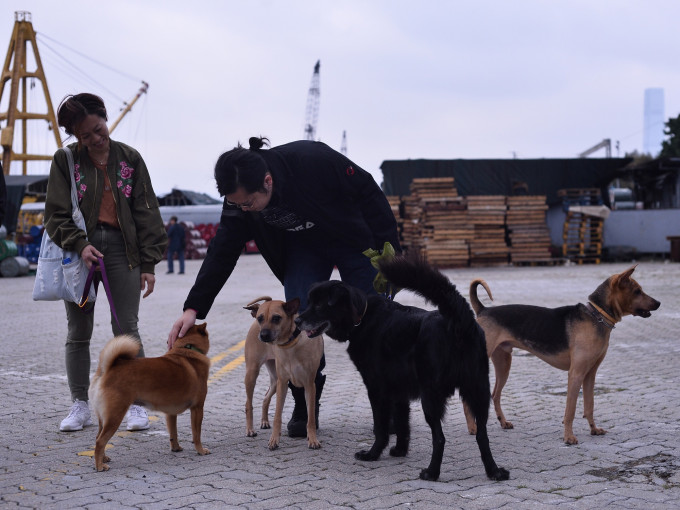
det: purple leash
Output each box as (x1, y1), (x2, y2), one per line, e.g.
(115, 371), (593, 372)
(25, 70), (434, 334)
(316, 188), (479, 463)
(79, 257), (123, 335)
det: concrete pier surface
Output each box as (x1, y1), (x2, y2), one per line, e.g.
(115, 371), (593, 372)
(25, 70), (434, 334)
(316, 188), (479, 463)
(1, 256), (678, 509)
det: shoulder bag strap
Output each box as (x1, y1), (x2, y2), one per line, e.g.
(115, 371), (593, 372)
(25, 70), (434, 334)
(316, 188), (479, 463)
(63, 147), (80, 214)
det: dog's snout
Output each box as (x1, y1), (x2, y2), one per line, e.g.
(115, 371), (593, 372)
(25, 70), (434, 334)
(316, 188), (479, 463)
(259, 330), (273, 343)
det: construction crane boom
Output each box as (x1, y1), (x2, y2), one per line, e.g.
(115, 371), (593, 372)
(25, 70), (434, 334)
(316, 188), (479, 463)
(579, 139), (611, 158)
(109, 81), (148, 133)
(303, 60), (320, 141)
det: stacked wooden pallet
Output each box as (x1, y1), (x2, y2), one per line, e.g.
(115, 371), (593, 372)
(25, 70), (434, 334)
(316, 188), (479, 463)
(562, 211), (604, 264)
(401, 177), (470, 267)
(467, 196), (508, 266)
(558, 188), (604, 264)
(506, 195), (552, 264)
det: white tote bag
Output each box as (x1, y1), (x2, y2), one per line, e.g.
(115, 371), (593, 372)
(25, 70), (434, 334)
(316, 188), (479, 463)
(32, 147), (97, 305)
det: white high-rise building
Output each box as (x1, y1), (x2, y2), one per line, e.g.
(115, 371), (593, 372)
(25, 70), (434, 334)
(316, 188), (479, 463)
(643, 88), (665, 156)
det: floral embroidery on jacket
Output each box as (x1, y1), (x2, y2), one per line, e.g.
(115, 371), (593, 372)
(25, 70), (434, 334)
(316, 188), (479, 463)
(74, 164), (87, 202)
(117, 162), (135, 199)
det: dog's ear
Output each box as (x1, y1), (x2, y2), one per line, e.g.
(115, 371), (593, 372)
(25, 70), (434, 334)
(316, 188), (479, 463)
(613, 265), (638, 288)
(244, 303), (260, 318)
(620, 264), (637, 279)
(196, 322), (208, 336)
(283, 297), (300, 316)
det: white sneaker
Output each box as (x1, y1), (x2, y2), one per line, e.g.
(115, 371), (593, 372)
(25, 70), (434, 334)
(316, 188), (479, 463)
(126, 405), (150, 431)
(60, 400), (93, 432)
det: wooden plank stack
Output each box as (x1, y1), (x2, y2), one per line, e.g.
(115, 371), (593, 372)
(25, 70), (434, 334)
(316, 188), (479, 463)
(398, 178), (558, 267)
(402, 177), (470, 267)
(506, 195), (553, 264)
(466, 196), (508, 266)
(558, 188), (604, 264)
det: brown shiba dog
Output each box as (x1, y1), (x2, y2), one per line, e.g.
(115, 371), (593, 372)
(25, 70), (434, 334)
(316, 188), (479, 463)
(88, 324), (211, 471)
(467, 265), (660, 445)
(244, 297), (324, 451)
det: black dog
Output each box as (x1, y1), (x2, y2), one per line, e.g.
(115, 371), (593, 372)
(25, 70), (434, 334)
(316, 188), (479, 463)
(295, 256), (509, 482)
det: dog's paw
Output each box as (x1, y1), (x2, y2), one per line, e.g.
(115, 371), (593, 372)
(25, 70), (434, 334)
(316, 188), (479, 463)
(196, 447), (210, 455)
(171, 445), (184, 452)
(260, 422), (271, 430)
(355, 450), (379, 461)
(246, 430), (258, 437)
(467, 425), (477, 435)
(389, 445), (407, 457)
(419, 468), (440, 481)
(590, 426), (607, 436)
(308, 439), (321, 450)
(103, 455), (111, 463)
(564, 434), (579, 445)
(95, 463), (110, 472)
(499, 417), (514, 430)
(489, 467), (510, 481)
(268, 439), (280, 451)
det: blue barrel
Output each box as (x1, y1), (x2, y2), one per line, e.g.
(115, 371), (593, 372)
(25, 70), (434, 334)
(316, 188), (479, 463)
(29, 225), (43, 238)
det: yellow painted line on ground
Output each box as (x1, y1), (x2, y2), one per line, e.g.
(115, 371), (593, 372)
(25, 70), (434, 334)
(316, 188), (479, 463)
(210, 339), (246, 365)
(208, 354), (245, 386)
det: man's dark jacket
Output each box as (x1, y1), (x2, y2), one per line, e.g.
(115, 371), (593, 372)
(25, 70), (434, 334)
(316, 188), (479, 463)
(184, 140), (401, 319)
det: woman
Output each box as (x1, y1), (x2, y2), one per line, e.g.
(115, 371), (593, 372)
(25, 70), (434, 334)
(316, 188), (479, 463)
(168, 136), (400, 437)
(44, 93), (168, 432)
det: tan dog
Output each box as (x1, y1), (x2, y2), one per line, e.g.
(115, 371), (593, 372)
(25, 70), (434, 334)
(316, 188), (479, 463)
(88, 324), (211, 471)
(244, 296), (324, 450)
(466, 265), (660, 445)
(243, 296), (277, 437)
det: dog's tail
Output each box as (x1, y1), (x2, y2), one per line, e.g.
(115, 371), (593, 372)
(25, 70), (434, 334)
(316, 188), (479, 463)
(97, 335), (140, 374)
(378, 255), (477, 330)
(469, 279), (493, 315)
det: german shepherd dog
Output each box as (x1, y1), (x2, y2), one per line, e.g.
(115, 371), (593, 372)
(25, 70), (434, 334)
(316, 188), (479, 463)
(467, 265), (660, 445)
(295, 256), (509, 482)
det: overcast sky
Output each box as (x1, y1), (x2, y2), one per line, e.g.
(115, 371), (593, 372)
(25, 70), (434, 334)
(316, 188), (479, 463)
(2, 0), (679, 198)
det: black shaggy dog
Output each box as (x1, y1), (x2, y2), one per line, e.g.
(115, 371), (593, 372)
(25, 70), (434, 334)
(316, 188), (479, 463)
(295, 255), (509, 482)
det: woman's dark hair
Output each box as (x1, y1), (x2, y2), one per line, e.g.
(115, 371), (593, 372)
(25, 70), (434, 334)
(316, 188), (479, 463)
(57, 93), (108, 137)
(214, 136), (270, 196)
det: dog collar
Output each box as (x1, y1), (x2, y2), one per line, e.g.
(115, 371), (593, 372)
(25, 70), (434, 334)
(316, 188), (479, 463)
(278, 327), (302, 349)
(587, 302), (616, 329)
(183, 344), (206, 355)
(354, 300), (368, 327)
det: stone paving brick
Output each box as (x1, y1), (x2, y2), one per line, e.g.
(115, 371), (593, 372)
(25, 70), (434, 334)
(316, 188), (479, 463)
(1, 257), (679, 508)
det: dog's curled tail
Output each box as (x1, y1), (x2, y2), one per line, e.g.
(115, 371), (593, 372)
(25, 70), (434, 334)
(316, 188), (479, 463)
(378, 255), (471, 320)
(469, 279), (493, 315)
(97, 335), (140, 374)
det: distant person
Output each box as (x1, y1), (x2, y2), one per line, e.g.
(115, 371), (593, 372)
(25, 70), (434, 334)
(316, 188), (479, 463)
(167, 136), (401, 438)
(44, 93), (168, 432)
(166, 216), (186, 274)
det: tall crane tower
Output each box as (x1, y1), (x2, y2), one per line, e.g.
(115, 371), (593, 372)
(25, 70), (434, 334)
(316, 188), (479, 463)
(0, 11), (61, 175)
(303, 60), (320, 141)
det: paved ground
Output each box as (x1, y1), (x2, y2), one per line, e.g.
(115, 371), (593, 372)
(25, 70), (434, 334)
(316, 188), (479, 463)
(1, 255), (679, 509)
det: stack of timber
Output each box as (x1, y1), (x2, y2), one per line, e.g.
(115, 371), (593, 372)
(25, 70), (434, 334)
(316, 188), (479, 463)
(506, 195), (553, 264)
(467, 196), (508, 266)
(403, 177), (470, 267)
(559, 188), (604, 264)
(385, 195), (403, 245)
